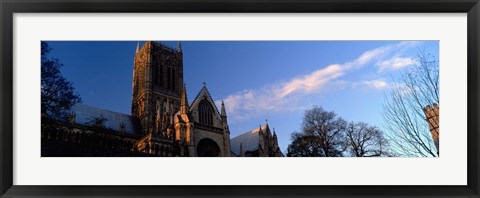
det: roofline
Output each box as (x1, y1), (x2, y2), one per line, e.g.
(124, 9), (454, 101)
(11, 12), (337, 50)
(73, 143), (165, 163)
(231, 124), (269, 140)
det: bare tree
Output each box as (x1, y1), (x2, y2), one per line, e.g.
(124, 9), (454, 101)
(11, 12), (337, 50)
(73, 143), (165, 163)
(383, 51), (439, 157)
(287, 132), (323, 157)
(41, 41), (81, 119)
(345, 122), (390, 157)
(287, 106), (347, 157)
(88, 115), (108, 129)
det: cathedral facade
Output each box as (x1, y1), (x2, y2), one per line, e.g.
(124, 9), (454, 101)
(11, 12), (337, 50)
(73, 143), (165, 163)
(132, 41), (230, 157)
(41, 41), (281, 157)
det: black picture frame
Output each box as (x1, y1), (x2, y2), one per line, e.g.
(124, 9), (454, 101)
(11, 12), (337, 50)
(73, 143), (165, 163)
(1, 0), (479, 197)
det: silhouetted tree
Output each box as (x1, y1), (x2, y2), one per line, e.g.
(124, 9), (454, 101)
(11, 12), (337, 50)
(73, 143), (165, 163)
(383, 51), (439, 157)
(41, 42), (81, 119)
(344, 122), (390, 157)
(88, 115), (108, 129)
(287, 132), (323, 157)
(287, 106), (346, 157)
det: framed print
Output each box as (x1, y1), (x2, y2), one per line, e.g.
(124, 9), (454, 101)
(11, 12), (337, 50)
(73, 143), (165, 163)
(1, 0), (479, 197)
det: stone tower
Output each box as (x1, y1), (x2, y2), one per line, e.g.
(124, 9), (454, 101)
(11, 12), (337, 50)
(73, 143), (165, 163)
(131, 41), (184, 135)
(423, 103), (439, 155)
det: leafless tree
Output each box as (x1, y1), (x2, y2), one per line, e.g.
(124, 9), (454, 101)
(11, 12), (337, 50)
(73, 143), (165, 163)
(41, 42), (81, 119)
(287, 106), (347, 157)
(88, 115), (108, 129)
(383, 51), (439, 157)
(345, 122), (390, 157)
(286, 132), (323, 157)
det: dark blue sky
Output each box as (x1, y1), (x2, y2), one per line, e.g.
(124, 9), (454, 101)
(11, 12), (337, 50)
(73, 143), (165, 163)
(45, 41), (439, 153)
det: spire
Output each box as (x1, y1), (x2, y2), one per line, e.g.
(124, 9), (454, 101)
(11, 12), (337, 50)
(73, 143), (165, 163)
(136, 41), (140, 53)
(177, 41), (182, 52)
(273, 128), (278, 145)
(221, 100), (227, 118)
(180, 83), (189, 113)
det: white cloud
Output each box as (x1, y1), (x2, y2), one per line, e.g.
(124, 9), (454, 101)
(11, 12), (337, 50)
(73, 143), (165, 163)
(376, 57), (414, 72)
(219, 42), (419, 123)
(275, 64), (344, 98)
(359, 80), (389, 90)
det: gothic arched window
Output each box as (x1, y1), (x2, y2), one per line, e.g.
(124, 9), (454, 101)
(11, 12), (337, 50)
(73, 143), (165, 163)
(198, 99), (213, 126)
(153, 64), (160, 87)
(172, 68), (176, 91)
(155, 100), (161, 133)
(133, 78), (138, 95)
(167, 67), (172, 90)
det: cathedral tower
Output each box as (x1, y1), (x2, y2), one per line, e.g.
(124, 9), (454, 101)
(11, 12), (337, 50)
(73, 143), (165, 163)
(132, 41), (184, 134)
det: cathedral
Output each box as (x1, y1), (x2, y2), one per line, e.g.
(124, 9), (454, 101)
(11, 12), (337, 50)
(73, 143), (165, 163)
(231, 124), (283, 157)
(130, 41), (232, 157)
(41, 41), (282, 157)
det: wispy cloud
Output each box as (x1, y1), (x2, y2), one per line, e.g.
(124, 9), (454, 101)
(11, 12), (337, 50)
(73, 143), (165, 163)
(353, 79), (389, 90)
(218, 42), (418, 123)
(376, 57), (414, 72)
(275, 64), (344, 98)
